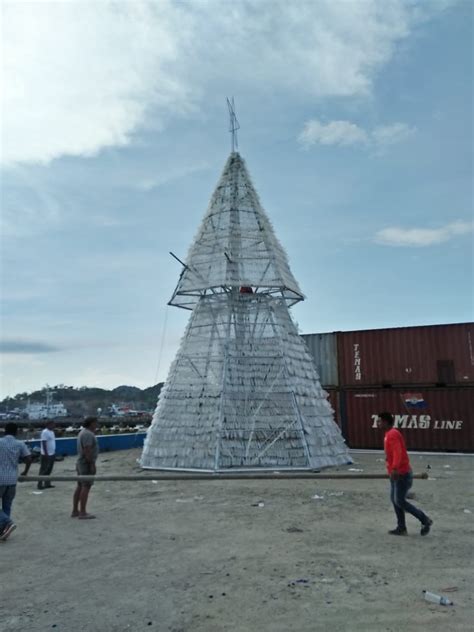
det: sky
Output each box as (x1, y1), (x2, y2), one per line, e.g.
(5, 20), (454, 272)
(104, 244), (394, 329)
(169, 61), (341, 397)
(0, 0), (472, 399)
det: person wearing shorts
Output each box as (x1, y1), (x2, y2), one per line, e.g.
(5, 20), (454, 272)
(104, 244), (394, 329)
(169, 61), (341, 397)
(72, 416), (98, 519)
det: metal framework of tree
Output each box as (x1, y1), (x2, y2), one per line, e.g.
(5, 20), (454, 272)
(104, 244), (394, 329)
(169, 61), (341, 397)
(140, 148), (351, 471)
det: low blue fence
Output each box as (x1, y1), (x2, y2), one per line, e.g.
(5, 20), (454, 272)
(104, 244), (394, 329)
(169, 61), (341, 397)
(26, 432), (147, 457)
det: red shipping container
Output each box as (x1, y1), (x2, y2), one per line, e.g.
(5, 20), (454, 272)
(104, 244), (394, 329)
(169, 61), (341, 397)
(326, 389), (341, 429)
(338, 323), (474, 387)
(342, 387), (474, 452)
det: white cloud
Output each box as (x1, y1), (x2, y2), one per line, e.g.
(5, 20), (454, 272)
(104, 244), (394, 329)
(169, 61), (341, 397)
(1, 0), (441, 166)
(1, 166), (67, 236)
(299, 120), (369, 147)
(374, 221), (473, 247)
(134, 161), (210, 192)
(2, 1), (193, 167)
(372, 123), (415, 147)
(299, 119), (415, 150)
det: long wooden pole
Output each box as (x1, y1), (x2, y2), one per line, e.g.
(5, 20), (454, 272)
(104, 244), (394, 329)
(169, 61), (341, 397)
(19, 472), (429, 483)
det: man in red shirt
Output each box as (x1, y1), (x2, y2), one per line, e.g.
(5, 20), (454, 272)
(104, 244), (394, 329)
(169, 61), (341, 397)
(379, 412), (433, 536)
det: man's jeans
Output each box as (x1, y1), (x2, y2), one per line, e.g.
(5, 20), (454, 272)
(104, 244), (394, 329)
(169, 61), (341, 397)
(0, 485), (16, 531)
(390, 472), (428, 529)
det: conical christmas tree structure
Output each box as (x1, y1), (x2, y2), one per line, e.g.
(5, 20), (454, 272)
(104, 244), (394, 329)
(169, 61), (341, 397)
(141, 150), (351, 471)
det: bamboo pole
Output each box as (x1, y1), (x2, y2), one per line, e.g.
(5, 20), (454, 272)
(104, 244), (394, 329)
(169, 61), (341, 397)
(19, 472), (429, 483)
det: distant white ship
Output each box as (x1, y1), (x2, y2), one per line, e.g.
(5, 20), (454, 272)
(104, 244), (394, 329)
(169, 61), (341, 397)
(25, 391), (68, 420)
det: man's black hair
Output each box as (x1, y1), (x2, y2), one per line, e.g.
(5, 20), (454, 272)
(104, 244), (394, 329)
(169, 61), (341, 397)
(5, 422), (19, 436)
(378, 412), (394, 426)
(83, 416), (98, 429)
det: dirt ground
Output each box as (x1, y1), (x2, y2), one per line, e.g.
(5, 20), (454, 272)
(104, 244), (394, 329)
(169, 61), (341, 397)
(1, 449), (473, 632)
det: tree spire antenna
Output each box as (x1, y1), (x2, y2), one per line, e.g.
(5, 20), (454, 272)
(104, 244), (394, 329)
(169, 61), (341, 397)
(226, 96), (240, 153)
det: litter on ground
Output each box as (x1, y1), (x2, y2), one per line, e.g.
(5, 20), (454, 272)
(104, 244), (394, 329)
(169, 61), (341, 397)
(288, 578), (310, 587)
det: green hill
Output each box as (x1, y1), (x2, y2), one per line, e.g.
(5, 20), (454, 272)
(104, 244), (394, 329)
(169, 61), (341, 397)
(1, 383), (164, 417)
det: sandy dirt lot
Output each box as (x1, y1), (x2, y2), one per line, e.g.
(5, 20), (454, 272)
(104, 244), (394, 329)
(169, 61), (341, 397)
(1, 449), (473, 632)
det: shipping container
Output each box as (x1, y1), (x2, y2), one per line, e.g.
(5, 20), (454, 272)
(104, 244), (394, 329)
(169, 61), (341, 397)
(341, 387), (474, 452)
(326, 389), (341, 430)
(301, 333), (339, 386)
(337, 323), (474, 388)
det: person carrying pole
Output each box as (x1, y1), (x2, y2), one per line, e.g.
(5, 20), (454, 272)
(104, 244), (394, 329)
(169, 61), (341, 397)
(71, 416), (99, 520)
(0, 422), (32, 541)
(38, 420), (56, 489)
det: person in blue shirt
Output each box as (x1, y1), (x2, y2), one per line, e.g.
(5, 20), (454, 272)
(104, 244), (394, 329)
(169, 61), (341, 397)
(0, 422), (32, 541)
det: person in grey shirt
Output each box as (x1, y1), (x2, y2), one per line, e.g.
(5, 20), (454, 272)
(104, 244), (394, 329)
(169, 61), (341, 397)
(71, 416), (99, 519)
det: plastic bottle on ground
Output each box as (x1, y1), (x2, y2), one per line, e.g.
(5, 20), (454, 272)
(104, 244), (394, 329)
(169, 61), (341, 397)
(423, 590), (453, 606)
